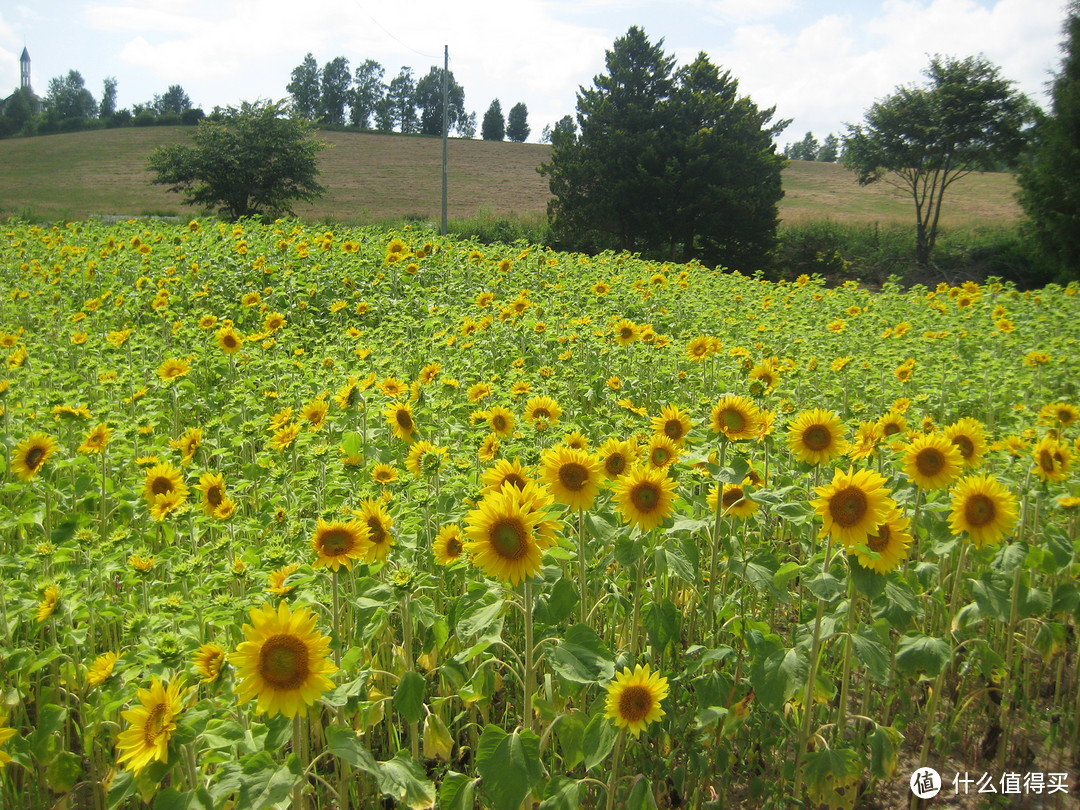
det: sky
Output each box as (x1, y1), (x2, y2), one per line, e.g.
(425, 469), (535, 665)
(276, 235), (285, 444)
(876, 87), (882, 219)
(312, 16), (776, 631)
(0, 0), (1069, 145)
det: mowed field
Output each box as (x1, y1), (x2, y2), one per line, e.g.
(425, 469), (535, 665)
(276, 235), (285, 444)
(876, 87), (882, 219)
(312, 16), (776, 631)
(0, 126), (1022, 225)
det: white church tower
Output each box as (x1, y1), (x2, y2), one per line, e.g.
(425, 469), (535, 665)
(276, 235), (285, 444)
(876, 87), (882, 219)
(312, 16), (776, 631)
(20, 47), (31, 93)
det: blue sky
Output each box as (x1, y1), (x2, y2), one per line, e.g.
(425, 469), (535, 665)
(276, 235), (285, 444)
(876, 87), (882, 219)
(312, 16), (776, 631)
(0, 0), (1067, 145)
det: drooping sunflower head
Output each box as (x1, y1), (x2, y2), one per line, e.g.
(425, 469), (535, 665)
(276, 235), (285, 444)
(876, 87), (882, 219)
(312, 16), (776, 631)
(850, 505), (912, 574)
(948, 473), (1019, 549)
(486, 405), (515, 437)
(464, 485), (547, 585)
(310, 518), (371, 572)
(433, 524), (465, 566)
(651, 404), (693, 445)
(811, 466), (896, 548)
(383, 401), (416, 442)
(194, 643), (226, 682)
(265, 563), (301, 596)
(196, 471), (226, 516)
(612, 465), (678, 531)
(539, 446), (602, 512)
(87, 651), (120, 688)
(943, 416), (987, 469)
(604, 664), (669, 738)
(143, 462), (189, 508)
(354, 498), (395, 563)
(230, 601), (338, 718)
(709, 395), (763, 442)
(13, 432), (58, 481)
(787, 408), (849, 466)
(524, 395), (563, 427)
(902, 432), (963, 491)
(115, 677), (190, 774)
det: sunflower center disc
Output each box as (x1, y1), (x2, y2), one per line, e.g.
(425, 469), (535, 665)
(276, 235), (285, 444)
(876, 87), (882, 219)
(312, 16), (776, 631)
(830, 486), (868, 527)
(803, 426), (831, 452)
(651, 448), (671, 466)
(207, 487), (223, 507)
(721, 409), (745, 432)
(366, 518), (386, 545)
(866, 524), (891, 552)
(882, 422), (901, 436)
(143, 704), (168, 745)
(26, 448), (44, 469)
(559, 463), (589, 491)
(631, 483), (660, 512)
(151, 477), (173, 495)
(503, 473), (527, 491)
(605, 455), (626, 476)
(321, 529), (354, 555)
(1040, 450), (1055, 472)
(953, 436), (974, 460)
(260, 635), (310, 689)
(916, 449), (944, 476)
(964, 494), (996, 528)
(618, 685), (653, 722)
(492, 519), (528, 560)
(722, 488), (744, 509)
(397, 411), (413, 430)
(664, 420), (684, 440)
(492, 416), (506, 432)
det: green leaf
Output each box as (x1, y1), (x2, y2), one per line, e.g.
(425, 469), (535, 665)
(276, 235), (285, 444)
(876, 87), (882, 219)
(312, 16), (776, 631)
(246, 753), (304, 810)
(895, 632), (952, 678)
(848, 562), (886, 599)
(394, 671), (427, 724)
(29, 703), (67, 765)
(626, 776), (660, 810)
(851, 626), (891, 685)
(870, 725), (903, 779)
(538, 776), (581, 810)
(325, 725), (379, 774)
(804, 571), (845, 603)
(46, 750), (83, 794)
(582, 712), (618, 772)
(663, 542), (697, 583)
(971, 572), (1011, 622)
(152, 787), (214, 810)
(614, 534), (645, 567)
(535, 576), (579, 626)
(455, 589), (504, 638)
(439, 772), (479, 810)
(377, 750), (436, 809)
(640, 599), (680, 655)
(748, 633), (809, 712)
(545, 623), (615, 684)
(874, 579), (923, 626)
(476, 725), (543, 810)
(803, 748), (862, 810)
(553, 712), (587, 770)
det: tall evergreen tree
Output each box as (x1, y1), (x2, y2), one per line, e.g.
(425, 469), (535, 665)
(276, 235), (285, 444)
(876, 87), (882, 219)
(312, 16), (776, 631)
(1017, 1), (1080, 282)
(287, 54), (321, 121)
(386, 68), (418, 133)
(321, 57), (351, 126)
(507, 102), (530, 142)
(818, 133), (840, 162)
(100, 77), (118, 119)
(350, 59), (385, 130)
(482, 99), (505, 140)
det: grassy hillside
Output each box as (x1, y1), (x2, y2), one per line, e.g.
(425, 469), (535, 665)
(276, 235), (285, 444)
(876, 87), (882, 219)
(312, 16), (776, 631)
(0, 126), (1022, 226)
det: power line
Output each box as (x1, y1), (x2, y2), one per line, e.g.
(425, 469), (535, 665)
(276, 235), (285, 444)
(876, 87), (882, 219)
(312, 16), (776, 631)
(350, 0), (441, 61)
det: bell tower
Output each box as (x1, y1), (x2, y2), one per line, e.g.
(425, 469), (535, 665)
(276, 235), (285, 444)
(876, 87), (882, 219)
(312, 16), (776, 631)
(20, 47), (31, 93)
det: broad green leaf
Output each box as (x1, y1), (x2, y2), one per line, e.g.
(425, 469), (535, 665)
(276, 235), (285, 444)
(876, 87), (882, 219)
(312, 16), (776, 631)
(804, 571), (845, 603)
(850, 626), (890, 685)
(476, 725), (543, 810)
(377, 750), (436, 809)
(553, 712), (587, 770)
(438, 772), (479, 810)
(325, 725), (379, 774)
(545, 623), (615, 684)
(848, 562), (885, 599)
(455, 590), (505, 638)
(582, 712), (618, 772)
(641, 599), (679, 655)
(870, 725), (903, 779)
(971, 573), (1011, 622)
(626, 776), (660, 810)
(538, 776), (581, 810)
(534, 576), (578, 626)
(894, 632), (952, 678)
(748, 634), (809, 711)
(46, 750), (83, 794)
(29, 703), (67, 764)
(394, 670), (427, 724)
(803, 748), (862, 810)
(152, 787), (214, 810)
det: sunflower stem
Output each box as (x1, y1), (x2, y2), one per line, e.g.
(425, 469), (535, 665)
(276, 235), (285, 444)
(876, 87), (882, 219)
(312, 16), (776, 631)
(605, 728), (627, 810)
(628, 557), (645, 660)
(703, 439), (727, 642)
(577, 508), (588, 626)
(523, 578), (536, 733)
(794, 532), (833, 799)
(834, 570), (857, 744)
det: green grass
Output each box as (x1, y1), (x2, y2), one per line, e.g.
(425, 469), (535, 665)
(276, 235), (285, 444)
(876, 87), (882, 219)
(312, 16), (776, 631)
(0, 127), (1022, 228)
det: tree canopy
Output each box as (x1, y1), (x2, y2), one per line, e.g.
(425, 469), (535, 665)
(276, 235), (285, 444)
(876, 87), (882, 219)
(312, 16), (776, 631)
(415, 67), (466, 136)
(540, 27), (787, 269)
(1017, 1), (1080, 282)
(482, 99), (505, 141)
(507, 102), (530, 142)
(147, 101), (326, 220)
(843, 55), (1031, 266)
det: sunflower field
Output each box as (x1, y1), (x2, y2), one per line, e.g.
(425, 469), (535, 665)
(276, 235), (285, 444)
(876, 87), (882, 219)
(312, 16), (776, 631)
(1, 217), (1079, 810)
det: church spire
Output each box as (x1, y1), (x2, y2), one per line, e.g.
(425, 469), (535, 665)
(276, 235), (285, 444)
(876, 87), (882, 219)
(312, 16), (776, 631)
(20, 47), (31, 93)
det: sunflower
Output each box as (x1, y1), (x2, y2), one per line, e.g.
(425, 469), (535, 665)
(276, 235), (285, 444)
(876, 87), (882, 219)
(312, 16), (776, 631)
(266, 563), (301, 596)
(380, 377), (407, 398)
(371, 463), (399, 484)
(78, 423), (113, 455)
(270, 423), (301, 451)
(150, 490), (187, 521)
(406, 440), (447, 478)
(710, 395), (763, 442)
(850, 505), (911, 574)
(1031, 434), (1073, 483)
(87, 651), (120, 687)
(943, 417), (987, 469)
(230, 601), (338, 718)
(263, 311), (286, 332)
(194, 643), (226, 682)
(685, 335), (712, 362)
(35, 584), (59, 623)
(523, 395), (563, 427)
(467, 382), (493, 403)
(143, 462), (188, 508)
(216, 325), (243, 354)
(644, 434), (681, 470)
(612, 319), (640, 346)
(479, 433), (500, 462)
(902, 432), (963, 490)
(563, 431), (590, 451)
(355, 498), (395, 563)
(486, 405), (515, 437)
(158, 357), (191, 382)
(598, 437), (639, 480)
(651, 404), (693, 445)
(612, 465), (678, 531)
(748, 360), (780, 393)
(847, 421), (881, 462)
(481, 458), (533, 495)
(707, 482), (760, 520)
(418, 363), (442, 385)
(310, 518), (371, 572)
(811, 466), (896, 548)
(195, 471), (226, 516)
(383, 401), (416, 442)
(115, 677), (189, 773)
(301, 398), (329, 431)
(948, 473), (1019, 548)
(539, 446), (602, 511)
(0, 711), (15, 770)
(464, 485), (548, 584)
(13, 432), (58, 480)
(787, 408), (849, 466)
(604, 664), (669, 738)
(433, 524), (465, 566)
(876, 411), (908, 441)
(1038, 401), (1079, 429)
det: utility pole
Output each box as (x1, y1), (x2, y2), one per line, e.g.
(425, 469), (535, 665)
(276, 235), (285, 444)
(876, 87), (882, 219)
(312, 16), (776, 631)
(441, 45), (449, 236)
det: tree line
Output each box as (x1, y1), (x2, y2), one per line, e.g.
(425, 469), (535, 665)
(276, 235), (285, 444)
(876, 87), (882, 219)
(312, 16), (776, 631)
(0, 71), (206, 138)
(285, 53), (531, 141)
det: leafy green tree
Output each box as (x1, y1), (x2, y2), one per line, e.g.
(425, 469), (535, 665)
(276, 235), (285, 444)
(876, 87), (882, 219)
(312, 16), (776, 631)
(482, 99), (505, 141)
(414, 66), (466, 136)
(147, 100), (326, 220)
(818, 133), (840, 162)
(45, 70), (97, 121)
(507, 102), (530, 142)
(540, 114), (575, 143)
(155, 85), (192, 116)
(457, 110), (477, 139)
(287, 54), (321, 121)
(1017, 1), (1080, 282)
(100, 77), (118, 119)
(2, 88), (35, 134)
(350, 59), (385, 129)
(386, 68), (418, 133)
(321, 57), (351, 126)
(540, 27), (785, 267)
(786, 131), (819, 161)
(843, 55), (1031, 266)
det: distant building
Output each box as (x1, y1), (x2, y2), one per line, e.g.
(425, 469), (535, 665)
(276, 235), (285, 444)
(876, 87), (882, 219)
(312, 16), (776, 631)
(1, 47), (45, 117)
